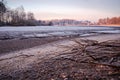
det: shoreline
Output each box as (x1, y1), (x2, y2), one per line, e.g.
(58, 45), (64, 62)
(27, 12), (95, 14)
(0, 25), (120, 27)
(0, 33), (120, 79)
(0, 37), (70, 55)
(0, 33), (120, 55)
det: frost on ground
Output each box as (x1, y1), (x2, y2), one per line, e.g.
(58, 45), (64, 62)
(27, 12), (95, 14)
(0, 35), (120, 80)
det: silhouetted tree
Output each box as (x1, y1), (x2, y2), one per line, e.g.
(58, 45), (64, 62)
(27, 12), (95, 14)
(48, 21), (53, 26)
(0, 0), (39, 26)
(0, 0), (6, 25)
(27, 12), (34, 20)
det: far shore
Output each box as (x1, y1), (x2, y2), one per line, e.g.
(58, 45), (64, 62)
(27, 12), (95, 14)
(0, 24), (120, 27)
(89, 24), (120, 27)
(53, 25), (120, 27)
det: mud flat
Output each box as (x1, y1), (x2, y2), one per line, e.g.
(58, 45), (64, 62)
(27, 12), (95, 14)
(0, 34), (120, 80)
(0, 37), (69, 55)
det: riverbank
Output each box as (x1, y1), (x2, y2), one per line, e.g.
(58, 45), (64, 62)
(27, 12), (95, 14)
(0, 34), (120, 80)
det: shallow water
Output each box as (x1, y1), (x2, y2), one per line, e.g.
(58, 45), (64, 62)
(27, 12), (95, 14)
(0, 26), (120, 40)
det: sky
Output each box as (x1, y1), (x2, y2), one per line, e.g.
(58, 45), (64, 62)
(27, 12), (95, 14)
(6, 0), (120, 21)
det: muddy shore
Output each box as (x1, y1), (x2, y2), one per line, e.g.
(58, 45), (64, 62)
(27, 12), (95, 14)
(0, 34), (120, 80)
(0, 37), (71, 55)
(0, 34), (120, 55)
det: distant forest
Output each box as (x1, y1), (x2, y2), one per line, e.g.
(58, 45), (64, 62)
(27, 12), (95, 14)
(0, 0), (120, 26)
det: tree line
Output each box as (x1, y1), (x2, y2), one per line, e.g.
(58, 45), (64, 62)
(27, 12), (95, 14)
(98, 17), (120, 25)
(0, 0), (40, 26)
(1, 0), (120, 26)
(0, 0), (53, 26)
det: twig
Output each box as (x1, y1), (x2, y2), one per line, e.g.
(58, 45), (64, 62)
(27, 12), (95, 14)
(85, 52), (97, 60)
(109, 57), (114, 64)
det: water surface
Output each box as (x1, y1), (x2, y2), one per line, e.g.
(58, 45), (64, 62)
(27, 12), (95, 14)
(0, 26), (120, 40)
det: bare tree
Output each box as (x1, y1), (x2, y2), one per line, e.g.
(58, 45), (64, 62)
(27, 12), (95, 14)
(26, 12), (36, 26)
(0, 0), (39, 26)
(0, 0), (6, 25)
(27, 12), (34, 20)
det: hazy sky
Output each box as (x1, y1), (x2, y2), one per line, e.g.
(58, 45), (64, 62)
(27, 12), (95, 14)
(6, 0), (120, 21)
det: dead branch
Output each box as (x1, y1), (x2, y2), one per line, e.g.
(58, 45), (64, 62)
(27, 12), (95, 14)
(0, 54), (34, 61)
(58, 45), (77, 49)
(54, 57), (78, 63)
(85, 52), (97, 60)
(108, 72), (120, 76)
(71, 39), (85, 47)
(81, 61), (120, 69)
